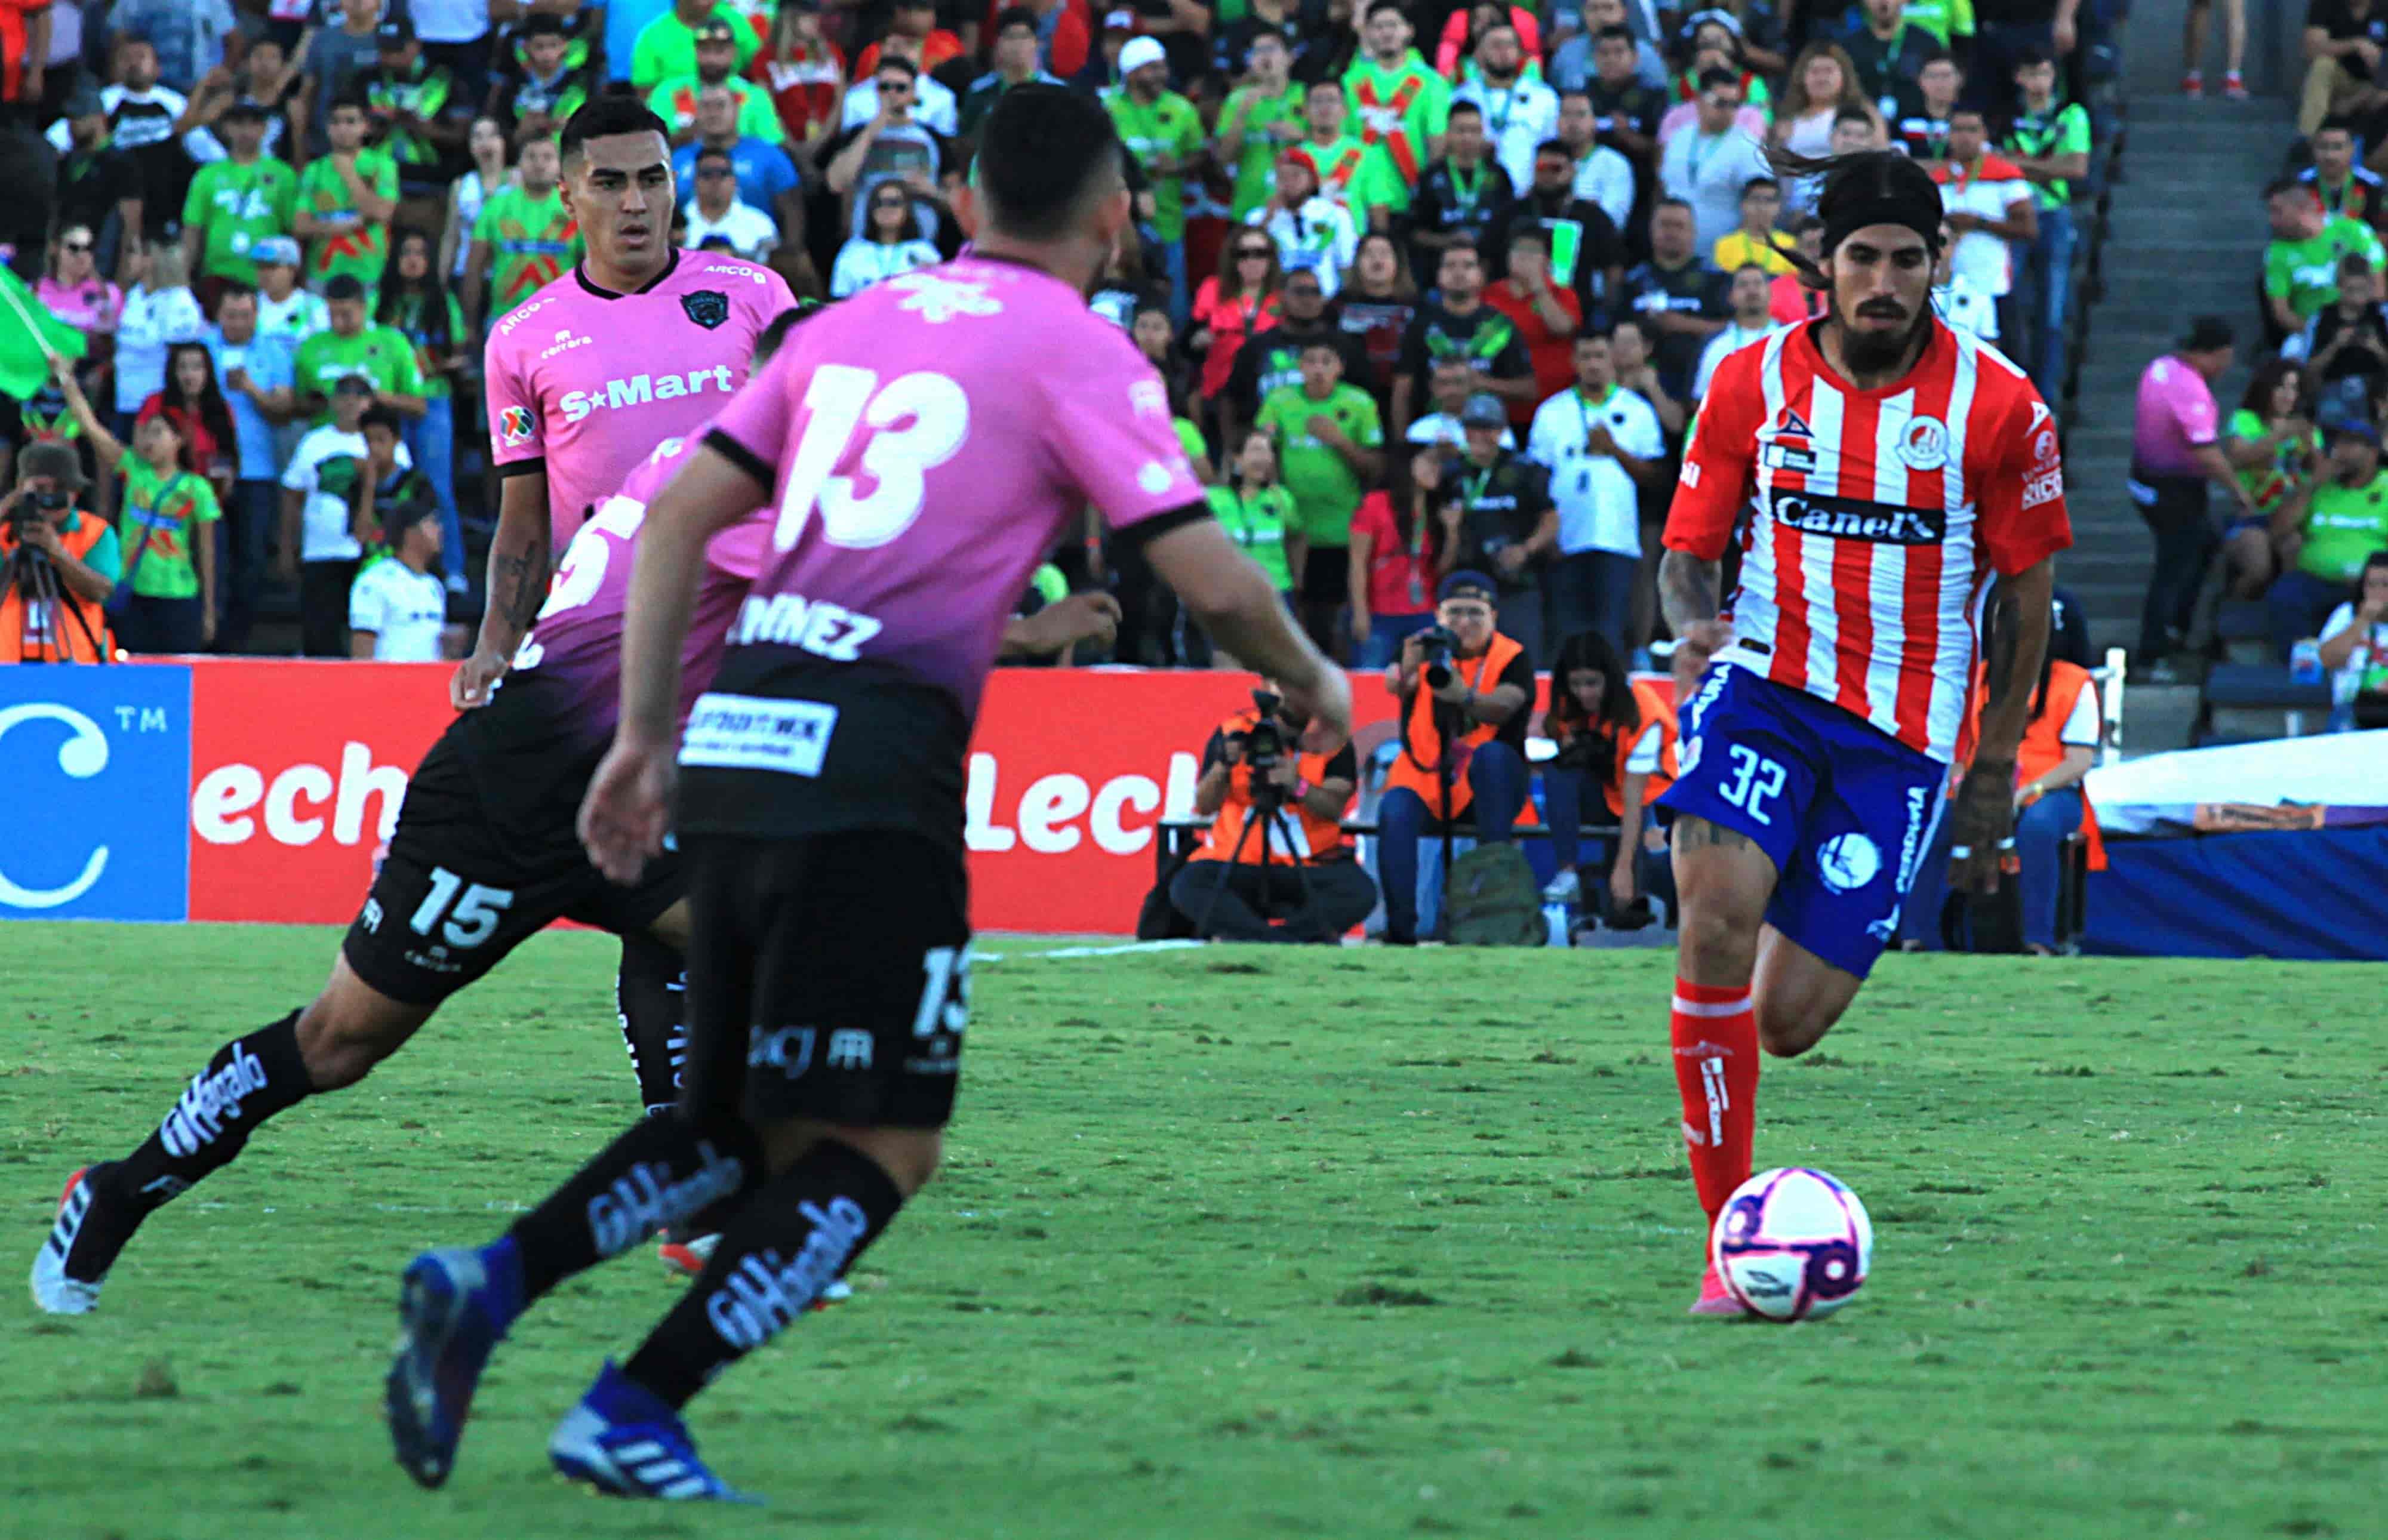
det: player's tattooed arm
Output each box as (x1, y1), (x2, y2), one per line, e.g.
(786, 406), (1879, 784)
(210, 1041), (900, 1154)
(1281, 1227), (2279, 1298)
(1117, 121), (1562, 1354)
(452, 471), (553, 709)
(1657, 549), (1720, 637)
(1949, 559), (2055, 894)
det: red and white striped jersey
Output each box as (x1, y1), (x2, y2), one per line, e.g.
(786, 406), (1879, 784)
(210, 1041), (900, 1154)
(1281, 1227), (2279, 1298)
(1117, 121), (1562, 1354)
(1664, 318), (2072, 763)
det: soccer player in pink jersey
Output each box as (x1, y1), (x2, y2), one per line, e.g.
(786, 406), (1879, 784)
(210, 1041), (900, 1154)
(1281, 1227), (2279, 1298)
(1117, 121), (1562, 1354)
(384, 85), (1351, 1503)
(1652, 148), (2073, 1316)
(461, 96), (795, 717)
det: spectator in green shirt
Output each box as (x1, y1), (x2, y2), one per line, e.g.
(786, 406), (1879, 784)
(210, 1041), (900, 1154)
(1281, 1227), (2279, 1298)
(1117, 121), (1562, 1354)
(2002, 50), (2090, 398)
(1108, 37), (1205, 322)
(650, 20), (786, 146)
(2264, 175), (2387, 341)
(1207, 432), (1301, 595)
(295, 95), (401, 295)
(180, 98), (298, 291)
(1217, 32), (1307, 220)
(293, 275), (429, 424)
(630, 0), (762, 92)
(51, 356), (220, 654)
(1257, 337), (1386, 652)
(2269, 415), (2388, 657)
(376, 229), (471, 589)
(466, 133), (581, 332)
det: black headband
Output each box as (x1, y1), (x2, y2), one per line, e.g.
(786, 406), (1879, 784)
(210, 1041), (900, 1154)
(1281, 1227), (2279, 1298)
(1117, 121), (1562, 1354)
(1821, 189), (1944, 262)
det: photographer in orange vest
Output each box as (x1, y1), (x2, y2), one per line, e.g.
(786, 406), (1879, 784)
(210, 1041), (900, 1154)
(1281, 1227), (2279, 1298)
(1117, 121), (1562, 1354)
(1378, 569), (1536, 944)
(1171, 679), (1378, 943)
(1, 443), (121, 664)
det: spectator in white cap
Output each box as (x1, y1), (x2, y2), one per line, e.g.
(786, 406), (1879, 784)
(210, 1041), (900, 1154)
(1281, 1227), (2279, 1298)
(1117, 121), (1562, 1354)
(1107, 35), (1205, 323)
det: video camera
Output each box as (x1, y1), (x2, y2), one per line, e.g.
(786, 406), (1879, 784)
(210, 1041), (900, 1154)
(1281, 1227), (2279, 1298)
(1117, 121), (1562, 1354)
(1239, 689), (1288, 778)
(1414, 626), (1461, 691)
(4, 488), (67, 534)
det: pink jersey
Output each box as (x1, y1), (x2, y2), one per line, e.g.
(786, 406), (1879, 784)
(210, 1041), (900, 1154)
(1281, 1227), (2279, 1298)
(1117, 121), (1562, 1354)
(484, 249), (796, 546)
(508, 428), (768, 747)
(700, 255), (1205, 723)
(1666, 319), (2073, 763)
(2129, 352), (2220, 478)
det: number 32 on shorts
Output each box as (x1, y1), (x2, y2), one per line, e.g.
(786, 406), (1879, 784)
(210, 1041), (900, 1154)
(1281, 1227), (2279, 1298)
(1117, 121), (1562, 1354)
(1718, 744), (1787, 826)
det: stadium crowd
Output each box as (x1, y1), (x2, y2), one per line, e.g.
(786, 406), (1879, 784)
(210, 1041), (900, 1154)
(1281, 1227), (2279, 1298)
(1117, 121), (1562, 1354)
(0, 0), (2113, 674)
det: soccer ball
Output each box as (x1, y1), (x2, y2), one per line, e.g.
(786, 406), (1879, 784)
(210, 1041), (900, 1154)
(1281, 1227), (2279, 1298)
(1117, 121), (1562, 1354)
(1710, 1168), (1873, 1322)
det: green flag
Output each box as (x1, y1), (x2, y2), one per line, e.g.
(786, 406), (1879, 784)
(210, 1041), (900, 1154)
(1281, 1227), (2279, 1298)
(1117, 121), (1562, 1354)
(0, 265), (90, 401)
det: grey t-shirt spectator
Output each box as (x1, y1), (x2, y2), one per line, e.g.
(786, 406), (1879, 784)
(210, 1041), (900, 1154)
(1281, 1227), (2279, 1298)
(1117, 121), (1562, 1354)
(107, 0), (241, 90)
(1658, 126), (1771, 257)
(306, 24), (387, 155)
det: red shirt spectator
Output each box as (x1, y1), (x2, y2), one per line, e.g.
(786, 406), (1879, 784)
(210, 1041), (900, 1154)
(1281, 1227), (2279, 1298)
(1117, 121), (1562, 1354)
(1483, 247), (1581, 429)
(1191, 236), (1284, 400)
(750, 8), (847, 144)
(1770, 270), (1824, 325)
(1349, 483), (1442, 625)
(856, 30), (964, 80)
(0, 0), (48, 108)
(1435, 5), (1541, 79)
(136, 395), (229, 487)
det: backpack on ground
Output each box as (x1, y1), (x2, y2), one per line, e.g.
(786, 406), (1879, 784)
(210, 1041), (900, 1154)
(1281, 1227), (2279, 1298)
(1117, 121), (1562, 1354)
(1443, 844), (1545, 946)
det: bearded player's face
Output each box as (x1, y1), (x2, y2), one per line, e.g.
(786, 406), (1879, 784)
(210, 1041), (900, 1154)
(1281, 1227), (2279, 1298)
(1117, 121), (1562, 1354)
(1826, 223), (1934, 374)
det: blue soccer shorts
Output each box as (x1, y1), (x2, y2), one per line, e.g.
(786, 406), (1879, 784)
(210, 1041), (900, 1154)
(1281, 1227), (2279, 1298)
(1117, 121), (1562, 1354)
(1655, 663), (1950, 980)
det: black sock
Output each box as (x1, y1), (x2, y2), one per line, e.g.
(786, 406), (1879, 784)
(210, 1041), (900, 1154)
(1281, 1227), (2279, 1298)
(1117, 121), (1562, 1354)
(110, 1011), (314, 1215)
(505, 1111), (766, 1304)
(621, 1139), (905, 1409)
(616, 934), (688, 1116)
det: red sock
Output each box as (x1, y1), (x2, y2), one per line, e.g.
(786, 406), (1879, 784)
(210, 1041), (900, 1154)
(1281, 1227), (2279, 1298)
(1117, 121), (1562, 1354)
(1670, 978), (1759, 1228)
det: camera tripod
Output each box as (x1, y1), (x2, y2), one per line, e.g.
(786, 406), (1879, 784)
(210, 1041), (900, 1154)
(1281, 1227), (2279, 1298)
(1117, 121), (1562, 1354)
(4, 542), (109, 664)
(1192, 769), (1319, 941)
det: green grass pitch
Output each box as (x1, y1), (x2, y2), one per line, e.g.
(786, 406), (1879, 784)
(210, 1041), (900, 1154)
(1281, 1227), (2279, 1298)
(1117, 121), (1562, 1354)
(4, 923), (2384, 1539)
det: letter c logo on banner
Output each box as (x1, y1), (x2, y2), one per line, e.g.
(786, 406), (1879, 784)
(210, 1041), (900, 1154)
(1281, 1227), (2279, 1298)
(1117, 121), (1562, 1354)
(0, 703), (110, 909)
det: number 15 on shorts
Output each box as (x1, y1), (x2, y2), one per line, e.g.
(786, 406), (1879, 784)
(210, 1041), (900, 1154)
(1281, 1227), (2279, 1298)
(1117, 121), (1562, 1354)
(1719, 745), (1787, 826)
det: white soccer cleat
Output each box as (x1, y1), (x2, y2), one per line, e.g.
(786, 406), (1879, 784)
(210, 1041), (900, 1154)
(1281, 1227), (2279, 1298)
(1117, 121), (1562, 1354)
(30, 1168), (105, 1316)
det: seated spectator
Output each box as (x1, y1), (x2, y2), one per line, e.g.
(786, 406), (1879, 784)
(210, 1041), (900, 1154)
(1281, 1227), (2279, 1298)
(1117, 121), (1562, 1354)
(1206, 431), (1300, 606)
(376, 229), (469, 590)
(294, 273), (426, 424)
(1840, 0), (1938, 121)
(137, 341), (239, 503)
(1170, 682), (1374, 944)
(1530, 329), (1664, 650)
(1711, 175), (1796, 276)
(50, 84), (143, 284)
(1619, 199), (1727, 401)
(1770, 41), (1875, 158)
(2218, 359), (2320, 600)
(1396, 103), (1518, 294)
(179, 98), (296, 310)
(295, 94), (399, 297)
(1892, 48), (1961, 162)
(1485, 223), (1584, 431)
(2298, 119), (2383, 228)
(749, 1), (849, 152)
(651, 20), (786, 149)
(113, 243), (207, 438)
(682, 145), (780, 259)
(491, 17), (595, 142)
(1930, 217), (2001, 342)
(202, 283), (297, 646)
(1902, 589), (2106, 955)
(2131, 318), (2258, 677)
(1935, 107), (2035, 345)
(2318, 549), (2388, 728)
(1349, 444), (1452, 667)
(2267, 414), (2388, 658)
(345, 411), (454, 660)
(1658, 69), (1770, 258)
(1691, 264), (1773, 401)
(281, 374), (400, 657)
(0, 444), (121, 665)
(2264, 175), (2387, 346)
(832, 182), (941, 295)
(1444, 392), (1557, 660)
(1375, 570), (1537, 945)
(2286, 252), (2388, 398)
(631, 0), (764, 94)
(1248, 147), (1356, 297)
(1769, 216), (1828, 323)
(47, 356), (220, 654)
(1537, 628), (1675, 918)
(856, 0), (967, 80)
(1257, 335), (1385, 651)
(466, 131), (580, 334)
(1191, 232), (1285, 406)
(1408, 353), (1516, 450)
(2298, 0), (2388, 139)
(1555, 90), (1636, 235)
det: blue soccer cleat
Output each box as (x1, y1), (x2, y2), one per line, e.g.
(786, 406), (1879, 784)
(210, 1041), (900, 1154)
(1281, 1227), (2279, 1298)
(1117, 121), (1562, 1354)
(385, 1243), (519, 1489)
(549, 1361), (753, 1502)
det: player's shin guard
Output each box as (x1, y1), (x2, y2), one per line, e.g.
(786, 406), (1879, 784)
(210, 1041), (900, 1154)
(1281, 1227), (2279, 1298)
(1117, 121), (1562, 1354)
(110, 1011), (315, 1215)
(620, 1139), (904, 1409)
(616, 933), (689, 1117)
(1670, 980), (1759, 1226)
(503, 1112), (767, 1304)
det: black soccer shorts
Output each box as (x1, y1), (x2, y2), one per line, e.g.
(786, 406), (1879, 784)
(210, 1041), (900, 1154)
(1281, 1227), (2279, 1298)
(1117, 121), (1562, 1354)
(678, 830), (972, 1131)
(340, 729), (685, 1007)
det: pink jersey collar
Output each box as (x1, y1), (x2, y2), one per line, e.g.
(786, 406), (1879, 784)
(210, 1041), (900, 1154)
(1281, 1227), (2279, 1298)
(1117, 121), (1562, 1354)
(574, 247), (683, 301)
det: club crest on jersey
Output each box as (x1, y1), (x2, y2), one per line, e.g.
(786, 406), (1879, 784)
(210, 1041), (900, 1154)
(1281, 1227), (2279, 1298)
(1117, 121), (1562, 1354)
(681, 289), (731, 329)
(1895, 415), (1950, 472)
(498, 405), (537, 445)
(1774, 407), (1812, 439)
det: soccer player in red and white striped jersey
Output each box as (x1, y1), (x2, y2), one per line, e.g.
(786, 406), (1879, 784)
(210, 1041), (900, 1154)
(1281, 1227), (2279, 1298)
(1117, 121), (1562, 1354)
(1651, 148), (2072, 1316)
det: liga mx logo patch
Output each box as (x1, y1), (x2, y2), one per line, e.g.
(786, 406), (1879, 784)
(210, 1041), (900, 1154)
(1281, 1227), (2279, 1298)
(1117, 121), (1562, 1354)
(682, 289), (731, 329)
(498, 405), (537, 445)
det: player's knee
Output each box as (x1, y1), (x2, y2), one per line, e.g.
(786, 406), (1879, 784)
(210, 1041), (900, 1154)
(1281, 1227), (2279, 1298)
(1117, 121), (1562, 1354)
(1675, 900), (1760, 980)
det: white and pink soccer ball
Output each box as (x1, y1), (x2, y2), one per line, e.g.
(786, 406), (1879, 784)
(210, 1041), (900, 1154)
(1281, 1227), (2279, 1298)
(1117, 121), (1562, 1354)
(1710, 1168), (1874, 1321)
